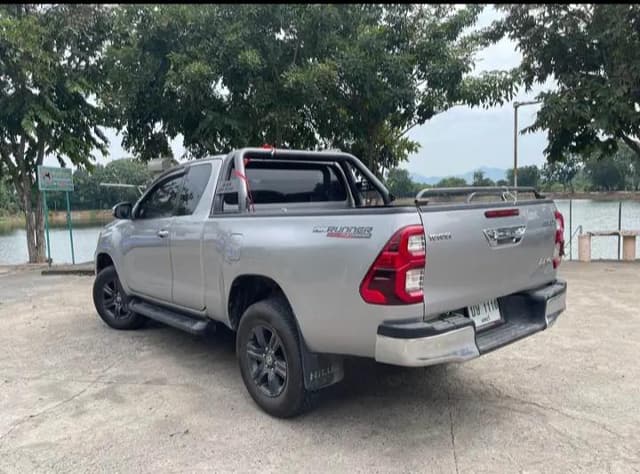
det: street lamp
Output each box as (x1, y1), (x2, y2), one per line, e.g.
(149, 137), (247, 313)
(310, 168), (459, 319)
(513, 100), (542, 187)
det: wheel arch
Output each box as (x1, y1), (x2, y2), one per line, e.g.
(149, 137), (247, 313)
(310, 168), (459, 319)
(96, 252), (115, 274)
(228, 273), (345, 393)
(226, 274), (295, 331)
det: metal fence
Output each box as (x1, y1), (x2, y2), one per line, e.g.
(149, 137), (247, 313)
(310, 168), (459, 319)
(558, 199), (640, 261)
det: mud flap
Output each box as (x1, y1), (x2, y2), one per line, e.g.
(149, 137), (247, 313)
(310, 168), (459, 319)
(299, 338), (344, 391)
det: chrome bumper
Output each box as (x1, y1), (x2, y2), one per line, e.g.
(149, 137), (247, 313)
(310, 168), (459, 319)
(375, 279), (567, 367)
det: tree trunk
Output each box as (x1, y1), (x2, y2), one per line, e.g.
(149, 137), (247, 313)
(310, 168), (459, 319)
(20, 182), (37, 263)
(19, 173), (46, 264)
(35, 191), (46, 262)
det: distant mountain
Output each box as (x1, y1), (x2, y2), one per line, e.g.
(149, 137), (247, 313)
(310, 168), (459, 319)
(411, 166), (507, 185)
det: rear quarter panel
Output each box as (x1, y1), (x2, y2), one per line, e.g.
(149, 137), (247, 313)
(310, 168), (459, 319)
(202, 209), (423, 358)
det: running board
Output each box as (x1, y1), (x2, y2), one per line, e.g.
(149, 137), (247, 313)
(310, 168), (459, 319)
(129, 300), (212, 335)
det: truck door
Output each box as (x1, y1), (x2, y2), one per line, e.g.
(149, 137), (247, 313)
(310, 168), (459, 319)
(124, 170), (185, 301)
(170, 162), (217, 310)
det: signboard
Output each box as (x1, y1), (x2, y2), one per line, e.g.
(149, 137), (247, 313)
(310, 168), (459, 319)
(37, 165), (76, 265)
(37, 166), (74, 192)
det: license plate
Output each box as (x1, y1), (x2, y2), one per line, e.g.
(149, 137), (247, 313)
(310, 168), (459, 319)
(467, 299), (502, 329)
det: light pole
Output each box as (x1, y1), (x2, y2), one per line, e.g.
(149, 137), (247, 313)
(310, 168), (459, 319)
(513, 100), (542, 187)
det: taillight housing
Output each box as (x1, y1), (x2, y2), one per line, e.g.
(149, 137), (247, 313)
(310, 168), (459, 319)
(553, 210), (565, 269)
(360, 225), (426, 305)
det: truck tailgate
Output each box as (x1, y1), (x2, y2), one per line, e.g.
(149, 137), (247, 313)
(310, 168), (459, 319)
(419, 200), (560, 317)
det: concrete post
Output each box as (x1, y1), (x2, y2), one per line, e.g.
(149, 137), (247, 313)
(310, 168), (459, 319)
(578, 234), (591, 262)
(622, 235), (636, 261)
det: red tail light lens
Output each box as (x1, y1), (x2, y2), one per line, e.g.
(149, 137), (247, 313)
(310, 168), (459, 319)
(360, 225), (426, 305)
(553, 210), (565, 269)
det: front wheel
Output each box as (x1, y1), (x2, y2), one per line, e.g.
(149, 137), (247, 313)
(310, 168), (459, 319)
(236, 297), (313, 418)
(92, 266), (145, 330)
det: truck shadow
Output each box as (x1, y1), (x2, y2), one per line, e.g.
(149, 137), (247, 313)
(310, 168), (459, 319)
(139, 320), (509, 424)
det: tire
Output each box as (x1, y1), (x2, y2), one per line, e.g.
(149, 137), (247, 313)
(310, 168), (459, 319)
(236, 297), (313, 418)
(92, 266), (145, 330)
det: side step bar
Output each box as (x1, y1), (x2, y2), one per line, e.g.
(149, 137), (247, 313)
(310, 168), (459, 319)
(129, 300), (213, 335)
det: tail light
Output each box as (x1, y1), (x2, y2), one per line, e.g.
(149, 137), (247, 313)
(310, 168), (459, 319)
(553, 210), (565, 269)
(360, 225), (426, 305)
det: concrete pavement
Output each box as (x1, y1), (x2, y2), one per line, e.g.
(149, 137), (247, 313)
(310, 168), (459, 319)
(0, 262), (638, 473)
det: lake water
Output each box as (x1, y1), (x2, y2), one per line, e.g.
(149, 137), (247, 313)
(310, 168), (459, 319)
(1, 199), (640, 265)
(0, 223), (104, 265)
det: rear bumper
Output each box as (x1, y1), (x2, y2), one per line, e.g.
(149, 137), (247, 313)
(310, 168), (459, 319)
(375, 279), (567, 367)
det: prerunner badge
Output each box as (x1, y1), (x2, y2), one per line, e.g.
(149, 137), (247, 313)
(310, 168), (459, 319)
(312, 225), (373, 239)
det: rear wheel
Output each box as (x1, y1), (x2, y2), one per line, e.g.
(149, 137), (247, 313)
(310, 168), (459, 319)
(93, 266), (145, 330)
(236, 297), (312, 418)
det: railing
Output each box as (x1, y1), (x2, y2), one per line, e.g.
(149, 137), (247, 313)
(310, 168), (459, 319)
(563, 199), (638, 261)
(565, 225), (583, 261)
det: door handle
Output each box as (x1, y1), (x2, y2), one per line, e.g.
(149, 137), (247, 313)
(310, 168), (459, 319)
(157, 229), (169, 238)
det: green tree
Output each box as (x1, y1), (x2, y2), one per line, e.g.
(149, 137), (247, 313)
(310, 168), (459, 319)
(496, 179), (509, 187)
(385, 168), (416, 198)
(95, 158), (153, 207)
(105, 4), (516, 177)
(493, 5), (640, 162)
(0, 5), (111, 262)
(0, 174), (19, 215)
(436, 177), (467, 188)
(615, 145), (640, 191)
(581, 142), (640, 191)
(47, 158), (153, 211)
(583, 153), (626, 191)
(472, 170), (495, 187)
(505, 165), (540, 188)
(541, 155), (582, 192)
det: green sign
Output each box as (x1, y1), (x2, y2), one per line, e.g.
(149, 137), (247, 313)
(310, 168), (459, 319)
(37, 166), (74, 192)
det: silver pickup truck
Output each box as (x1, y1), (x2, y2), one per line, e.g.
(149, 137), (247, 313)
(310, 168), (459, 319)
(93, 147), (567, 417)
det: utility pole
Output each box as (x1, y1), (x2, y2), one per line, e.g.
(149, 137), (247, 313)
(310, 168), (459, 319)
(513, 100), (542, 187)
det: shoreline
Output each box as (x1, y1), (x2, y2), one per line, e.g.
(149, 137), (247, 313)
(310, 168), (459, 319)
(0, 209), (112, 229)
(543, 191), (640, 201)
(393, 191), (640, 205)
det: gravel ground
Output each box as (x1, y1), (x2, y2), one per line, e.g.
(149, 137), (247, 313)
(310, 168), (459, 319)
(0, 262), (638, 473)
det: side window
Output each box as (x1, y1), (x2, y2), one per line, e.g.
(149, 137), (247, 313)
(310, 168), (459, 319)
(176, 164), (212, 216)
(136, 174), (183, 219)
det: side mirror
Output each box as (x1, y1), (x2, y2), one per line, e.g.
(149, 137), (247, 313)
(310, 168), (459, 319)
(112, 202), (133, 220)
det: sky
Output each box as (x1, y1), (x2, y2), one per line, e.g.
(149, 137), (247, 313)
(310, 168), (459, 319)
(50, 6), (552, 179)
(405, 6), (552, 178)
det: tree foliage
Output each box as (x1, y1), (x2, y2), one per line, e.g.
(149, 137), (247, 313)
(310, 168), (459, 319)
(0, 5), (112, 261)
(105, 4), (516, 176)
(45, 159), (153, 211)
(505, 165), (540, 188)
(472, 170), (495, 187)
(436, 176), (467, 188)
(385, 168), (418, 198)
(542, 155), (582, 192)
(493, 4), (640, 161)
(0, 174), (19, 215)
(582, 143), (640, 191)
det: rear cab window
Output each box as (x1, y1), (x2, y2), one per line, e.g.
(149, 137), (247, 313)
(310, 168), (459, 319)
(218, 160), (350, 213)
